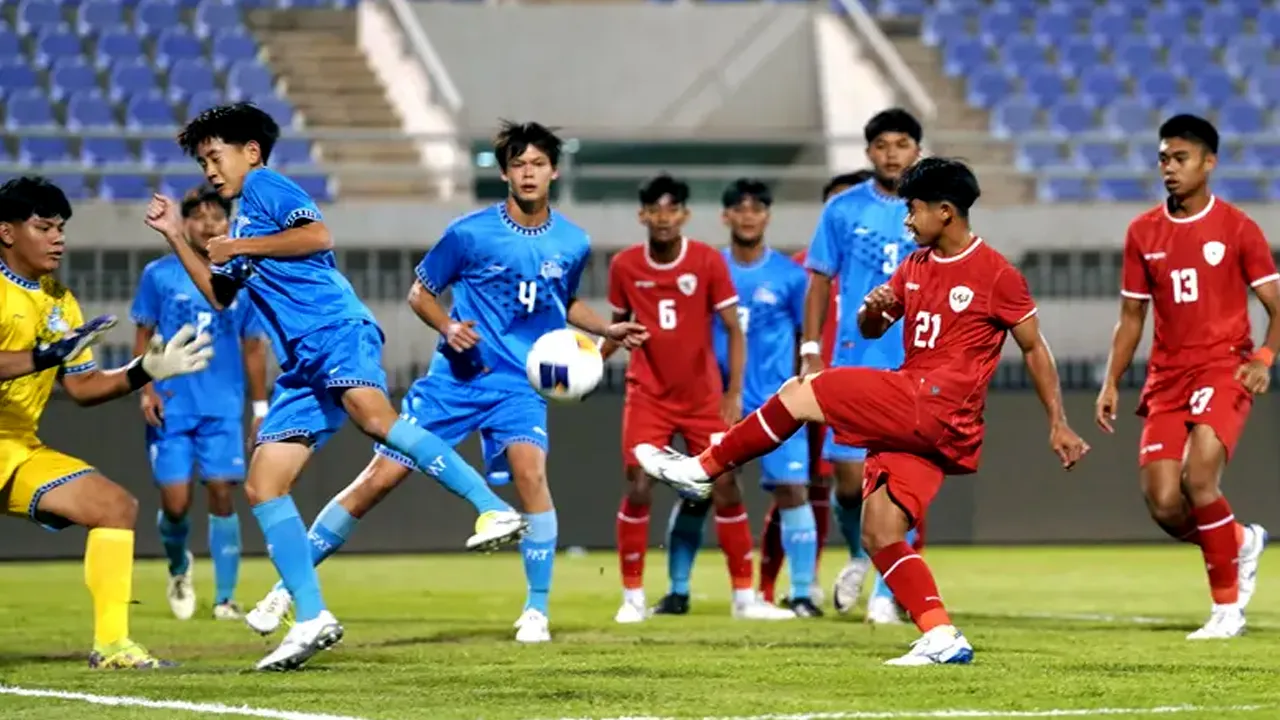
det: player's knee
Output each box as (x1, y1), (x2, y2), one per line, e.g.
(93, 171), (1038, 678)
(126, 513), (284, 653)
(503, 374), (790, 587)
(773, 484), (806, 509)
(625, 466), (653, 504)
(205, 482), (236, 516)
(95, 483), (140, 530)
(341, 387), (399, 440)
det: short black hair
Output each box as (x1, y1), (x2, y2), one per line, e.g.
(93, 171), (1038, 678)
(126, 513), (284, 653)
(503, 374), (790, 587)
(864, 108), (923, 145)
(1159, 114), (1219, 155)
(721, 178), (772, 208)
(181, 185), (232, 219)
(897, 157), (981, 218)
(494, 120), (563, 170)
(638, 174), (690, 206)
(178, 102), (280, 163)
(822, 170), (873, 200)
(0, 176), (73, 224)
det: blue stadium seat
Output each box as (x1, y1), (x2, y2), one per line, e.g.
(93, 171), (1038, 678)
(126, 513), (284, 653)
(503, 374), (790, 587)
(293, 175), (332, 203)
(185, 90), (223, 120)
(210, 28), (258, 71)
(272, 138), (313, 167)
(193, 0), (241, 39)
(17, 0), (63, 35)
(250, 94), (294, 126)
(1127, 141), (1158, 170)
(1023, 65), (1067, 110)
(35, 28), (83, 69)
(1102, 98), (1152, 136)
(155, 28), (203, 70)
(1143, 9), (1188, 46)
(226, 61), (274, 102)
(1048, 99), (1093, 134)
(934, 0), (982, 12)
(1046, 0), (1092, 23)
(49, 175), (91, 201)
(1216, 177), (1264, 204)
(1223, 36), (1270, 81)
(1245, 142), (1280, 169)
(1078, 66), (1123, 109)
(1270, 177), (1280, 202)
(920, 8), (962, 47)
(108, 59), (157, 101)
(168, 58), (216, 102)
(1160, 0), (1205, 17)
(1218, 98), (1265, 136)
(94, 27), (143, 69)
(990, 97), (1038, 138)
(49, 58), (100, 102)
(135, 0), (180, 36)
(0, 26), (19, 57)
(1200, 6), (1243, 49)
(77, 0), (124, 37)
(965, 65), (1012, 110)
(1031, 8), (1073, 47)
(126, 92), (176, 128)
(997, 1), (1037, 22)
(1016, 140), (1064, 171)
(81, 137), (133, 165)
(1088, 8), (1131, 46)
(999, 36), (1045, 69)
(0, 61), (40, 99)
(1190, 67), (1237, 107)
(1038, 176), (1089, 202)
(159, 173), (205, 197)
(18, 137), (73, 164)
(1248, 68), (1280, 108)
(1135, 69), (1181, 110)
(1057, 36), (1102, 76)
(1074, 142), (1125, 170)
(99, 174), (154, 200)
(978, 7), (1020, 47)
(943, 37), (987, 77)
(142, 138), (186, 166)
(1225, 0), (1265, 20)
(1097, 176), (1154, 202)
(5, 89), (57, 129)
(1112, 37), (1158, 80)
(67, 91), (118, 129)
(1166, 40), (1215, 80)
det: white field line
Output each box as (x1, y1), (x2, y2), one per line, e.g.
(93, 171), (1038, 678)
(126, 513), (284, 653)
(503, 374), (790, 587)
(0, 685), (373, 720)
(555, 707), (1270, 720)
(952, 609), (1280, 630)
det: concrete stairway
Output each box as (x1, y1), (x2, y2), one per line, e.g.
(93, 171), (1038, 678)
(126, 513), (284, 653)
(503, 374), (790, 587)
(246, 9), (438, 198)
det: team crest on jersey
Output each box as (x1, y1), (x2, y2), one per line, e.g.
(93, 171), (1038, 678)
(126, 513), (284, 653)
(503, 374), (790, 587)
(540, 260), (564, 280)
(677, 273), (698, 296)
(45, 306), (69, 334)
(1203, 241), (1225, 267)
(752, 285), (778, 305)
(949, 285), (974, 313)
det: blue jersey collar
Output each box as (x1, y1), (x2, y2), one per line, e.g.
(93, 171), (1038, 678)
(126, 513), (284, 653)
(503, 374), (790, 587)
(725, 245), (771, 271)
(861, 179), (903, 206)
(0, 257), (40, 290)
(498, 203), (553, 237)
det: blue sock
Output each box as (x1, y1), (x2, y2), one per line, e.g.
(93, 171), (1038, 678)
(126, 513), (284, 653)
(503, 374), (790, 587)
(386, 419), (509, 515)
(667, 500), (708, 596)
(272, 498), (358, 594)
(207, 513), (241, 605)
(780, 504), (818, 600)
(834, 494), (866, 560)
(521, 510), (558, 615)
(870, 528), (917, 603)
(156, 510), (190, 576)
(252, 496), (326, 623)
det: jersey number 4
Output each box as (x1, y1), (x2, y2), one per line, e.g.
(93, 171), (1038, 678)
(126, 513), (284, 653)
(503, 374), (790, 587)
(1171, 268), (1198, 304)
(518, 281), (537, 313)
(912, 311), (941, 349)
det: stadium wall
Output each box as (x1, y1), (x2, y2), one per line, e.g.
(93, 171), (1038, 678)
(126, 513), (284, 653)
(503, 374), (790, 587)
(3, 392), (1278, 559)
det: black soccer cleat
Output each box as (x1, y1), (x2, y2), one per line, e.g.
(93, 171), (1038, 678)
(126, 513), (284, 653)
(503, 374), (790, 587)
(784, 596), (824, 618)
(651, 593), (691, 615)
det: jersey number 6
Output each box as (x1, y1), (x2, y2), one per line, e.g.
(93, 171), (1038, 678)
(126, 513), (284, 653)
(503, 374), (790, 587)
(658, 298), (678, 330)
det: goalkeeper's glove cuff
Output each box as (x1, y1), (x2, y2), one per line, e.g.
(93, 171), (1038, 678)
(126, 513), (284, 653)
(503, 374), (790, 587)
(126, 356), (153, 391)
(31, 345), (64, 372)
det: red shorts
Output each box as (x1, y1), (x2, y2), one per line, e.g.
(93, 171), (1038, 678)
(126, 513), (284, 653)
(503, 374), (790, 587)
(810, 367), (954, 526)
(1138, 367), (1253, 466)
(621, 391), (727, 469)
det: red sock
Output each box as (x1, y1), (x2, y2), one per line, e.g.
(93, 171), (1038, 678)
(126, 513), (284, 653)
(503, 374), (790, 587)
(616, 497), (650, 590)
(758, 502), (783, 602)
(1164, 517), (1245, 547)
(808, 484), (830, 574)
(701, 395), (804, 477)
(1192, 498), (1241, 605)
(715, 503), (754, 591)
(872, 542), (951, 633)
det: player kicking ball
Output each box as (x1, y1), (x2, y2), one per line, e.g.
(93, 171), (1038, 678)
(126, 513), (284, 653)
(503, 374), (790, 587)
(0, 176), (212, 668)
(132, 185), (271, 622)
(150, 103), (529, 671)
(242, 121), (647, 644)
(1096, 114), (1275, 640)
(636, 158), (1090, 665)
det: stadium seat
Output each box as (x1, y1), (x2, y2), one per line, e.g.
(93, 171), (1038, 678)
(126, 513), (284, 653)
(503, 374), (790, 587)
(1226, 0), (1265, 20)
(1248, 68), (1280, 108)
(0, 61), (40, 100)
(49, 175), (91, 201)
(1190, 67), (1238, 107)
(293, 175), (332, 203)
(108, 59), (158, 102)
(193, 0), (241, 39)
(978, 7), (1020, 47)
(49, 58), (100, 102)
(18, 137), (73, 164)
(942, 37), (987, 78)
(34, 28), (83, 69)
(167, 58), (217, 102)
(1215, 177), (1264, 204)
(1038, 176), (1090, 202)
(5, 89), (57, 130)
(67, 91), (118, 129)
(159, 173), (205, 197)
(1057, 36), (1102, 76)
(1270, 177), (1280, 202)
(77, 0), (125, 37)
(0, 26), (19, 57)
(1097, 177), (1153, 202)
(1023, 65), (1067, 110)
(965, 65), (1011, 110)
(1165, 40), (1214, 80)
(1101, 99), (1152, 136)
(126, 92), (176, 128)
(185, 90), (224, 120)
(141, 138), (186, 166)
(1127, 142), (1158, 170)
(1112, 37), (1158, 80)
(1088, 8), (1131, 46)
(272, 138), (313, 167)
(17, 0), (63, 35)
(1031, 8), (1073, 47)
(990, 97), (1038, 138)
(1135, 69), (1181, 110)
(1259, 8), (1280, 45)
(1016, 141), (1064, 171)
(1143, 9), (1187, 46)
(1078, 66), (1123, 110)
(1245, 142), (1280, 169)
(1222, 36), (1270, 82)
(81, 137), (133, 165)
(226, 61), (275, 102)
(1048, 99), (1094, 135)
(1218, 99), (1265, 137)
(1200, 6), (1243, 48)
(210, 29), (258, 71)
(999, 36), (1045, 69)
(920, 8), (962, 47)
(98, 175), (154, 200)
(135, 0), (180, 36)
(155, 28), (204, 70)
(94, 27), (144, 69)
(1074, 142), (1125, 171)
(250, 94), (294, 126)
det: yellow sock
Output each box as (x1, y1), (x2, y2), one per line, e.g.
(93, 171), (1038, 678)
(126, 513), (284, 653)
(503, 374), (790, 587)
(84, 528), (133, 649)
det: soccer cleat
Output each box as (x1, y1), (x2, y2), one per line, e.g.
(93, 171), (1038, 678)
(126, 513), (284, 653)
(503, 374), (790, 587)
(1237, 523), (1268, 609)
(245, 587), (293, 636)
(166, 551), (196, 621)
(255, 610), (344, 671)
(212, 601), (243, 621)
(89, 640), (176, 670)
(808, 582), (825, 606)
(866, 595), (905, 625)
(1187, 605), (1246, 640)
(832, 558), (870, 615)
(885, 625), (974, 666)
(784, 596), (824, 618)
(465, 510), (528, 552)
(614, 599), (649, 624)
(632, 444), (713, 500)
(733, 597), (797, 620)
(651, 592), (691, 616)
(513, 609), (552, 643)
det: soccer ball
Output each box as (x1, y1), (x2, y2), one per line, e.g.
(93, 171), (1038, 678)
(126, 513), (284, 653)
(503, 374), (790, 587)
(525, 328), (604, 401)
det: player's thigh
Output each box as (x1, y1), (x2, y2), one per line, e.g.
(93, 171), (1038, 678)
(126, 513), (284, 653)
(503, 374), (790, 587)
(861, 451), (944, 546)
(760, 429), (809, 492)
(146, 418), (197, 486)
(372, 376), (478, 473)
(244, 440), (313, 505)
(319, 321), (393, 437)
(481, 392), (552, 510)
(258, 376), (341, 452)
(620, 394), (680, 469)
(194, 416), (247, 483)
(810, 368), (939, 453)
(335, 454), (415, 518)
(10, 449), (137, 531)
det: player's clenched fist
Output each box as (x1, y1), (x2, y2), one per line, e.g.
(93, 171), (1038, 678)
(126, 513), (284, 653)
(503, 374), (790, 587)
(1235, 358), (1271, 395)
(207, 235), (237, 265)
(863, 283), (897, 315)
(1049, 421), (1089, 470)
(1093, 383), (1118, 433)
(144, 193), (182, 237)
(445, 320), (481, 352)
(604, 321), (649, 350)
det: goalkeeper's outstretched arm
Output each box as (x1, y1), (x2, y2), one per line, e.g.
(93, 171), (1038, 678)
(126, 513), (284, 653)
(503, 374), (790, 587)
(61, 325), (214, 407)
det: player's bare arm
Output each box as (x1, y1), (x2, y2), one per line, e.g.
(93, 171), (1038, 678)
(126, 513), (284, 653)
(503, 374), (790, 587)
(718, 303), (745, 424)
(566, 299), (648, 350)
(244, 335), (270, 438)
(856, 284), (900, 340)
(598, 309), (632, 361)
(1236, 278), (1280, 394)
(134, 324), (164, 427)
(0, 350), (37, 381)
(800, 270), (833, 374)
(1010, 316), (1088, 469)
(1095, 297), (1149, 433)
(62, 326), (213, 407)
(406, 279), (479, 352)
(146, 194), (236, 310)
(207, 220), (331, 265)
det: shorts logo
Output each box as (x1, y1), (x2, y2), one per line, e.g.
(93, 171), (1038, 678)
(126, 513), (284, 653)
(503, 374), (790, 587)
(1203, 241), (1225, 267)
(677, 273), (698, 297)
(948, 285), (974, 313)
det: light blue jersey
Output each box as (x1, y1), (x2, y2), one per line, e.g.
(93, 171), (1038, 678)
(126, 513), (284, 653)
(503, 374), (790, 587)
(804, 180), (914, 371)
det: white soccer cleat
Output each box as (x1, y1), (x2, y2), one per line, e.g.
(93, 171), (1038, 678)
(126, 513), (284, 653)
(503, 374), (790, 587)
(212, 601), (243, 621)
(885, 625), (975, 666)
(1237, 523), (1268, 609)
(1186, 605), (1246, 640)
(245, 587), (293, 636)
(614, 597), (649, 624)
(808, 582), (825, 607)
(513, 609), (552, 643)
(733, 597), (797, 620)
(465, 510), (528, 552)
(166, 552), (196, 621)
(832, 558), (871, 615)
(632, 444), (713, 500)
(866, 595), (904, 625)
(254, 610), (344, 671)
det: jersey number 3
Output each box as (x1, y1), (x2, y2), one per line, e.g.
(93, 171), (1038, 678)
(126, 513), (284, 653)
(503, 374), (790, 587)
(1171, 268), (1198, 304)
(912, 311), (941, 349)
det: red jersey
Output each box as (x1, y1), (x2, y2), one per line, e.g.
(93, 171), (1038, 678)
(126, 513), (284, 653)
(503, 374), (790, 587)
(1121, 196), (1278, 376)
(609, 237), (739, 411)
(792, 249), (838, 366)
(885, 238), (1037, 470)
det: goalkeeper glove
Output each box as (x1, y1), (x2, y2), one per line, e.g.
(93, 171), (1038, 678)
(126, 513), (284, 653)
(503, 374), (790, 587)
(32, 314), (118, 371)
(126, 324), (214, 389)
